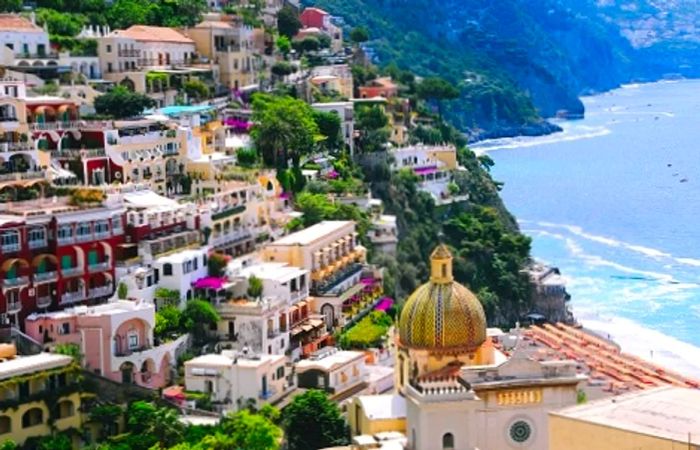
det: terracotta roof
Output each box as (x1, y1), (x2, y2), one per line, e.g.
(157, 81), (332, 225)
(116, 25), (194, 44)
(194, 20), (233, 30)
(0, 14), (44, 32)
(303, 7), (329, 16)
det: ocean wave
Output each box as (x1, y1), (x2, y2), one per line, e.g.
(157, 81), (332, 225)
(471, 125), (611, 154)
(574, 310), (700, 378)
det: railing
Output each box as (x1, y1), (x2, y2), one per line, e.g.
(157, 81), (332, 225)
(88, 285), (113, 299)
(115, 342), (152, 357)
(6, 301), (21, 314)
(3, 276), (29, 288)
(0, 170), (45, 182)
(52, 148), (106, 158)
(118, 49), (141, 57)
(94, 230), (111, 240)
(0, 242), (20, 253)
(61, 267), (84, 278)
(88, 261), (110, 273)
(27, 239), (47, 250)
(16, 52), (59, 59)
(258, 387), (278, 400)
(211, 204), (246, 221)
(56, 235), (75, 245)
(0, 142), (33, 152)
(313, 263), (363, 296)
(29, 121), (112, 131)
(34, 271), (58, 283)
(61, 290), (85, 304)
(36, 295), (52, 308)
(75, 232), (94, 243)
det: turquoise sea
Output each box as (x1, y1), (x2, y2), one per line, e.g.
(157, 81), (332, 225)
(473, 80), (700, 376)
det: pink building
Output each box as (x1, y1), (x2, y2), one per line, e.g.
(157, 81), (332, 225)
(300, 7), (331, 30)
(25, 300), (188, 389)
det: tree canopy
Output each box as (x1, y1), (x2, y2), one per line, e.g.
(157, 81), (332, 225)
(350, 26), (369, 44)
(282, 390), (349, 450)
(277, 5), (301, 38)
(181, 299), (220, 342)
(94, 86), (155, 119)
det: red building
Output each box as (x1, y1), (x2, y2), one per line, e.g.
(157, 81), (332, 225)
(299, 7), (331, 30)
(358, 77), (398, 99)
(0, 198), (125, 328)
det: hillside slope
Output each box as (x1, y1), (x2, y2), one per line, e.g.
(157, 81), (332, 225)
(308, 0), (700, 138)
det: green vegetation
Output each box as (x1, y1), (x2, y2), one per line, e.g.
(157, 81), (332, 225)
(53, 343), (82, 364)
(94, 86), (155, 119)
(154, 305), (182, 341)
(183, 79), (210, 103)
(117, 282), (128, 300)
(339, 311), (391, 349)
(276, 5), (301, 38)
(282, 390), (349, 450)
(247, 275), (264, 299)
(349, 26), (369, 44)
(207, 252), (228, 277)
(181, 299), (220, 343)
(154, 287), (180, 306)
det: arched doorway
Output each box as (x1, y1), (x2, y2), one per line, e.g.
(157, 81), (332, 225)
(120, 361), (135, 384)
(321, 303), (335, 330)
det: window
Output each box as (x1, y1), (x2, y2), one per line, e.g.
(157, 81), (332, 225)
(509, 421), (532, 444)
(21, 408), (42, 428)
(112, 216), (123, 233)
(107, 62), (113, 73)
(0, 230), (19, 249)
(57, 225), (73, 240)
(163, 263), (172, 276)
(442, 433), (454, 449)
(59, 323), (70, 335)
(0, 416), (9, 434)
(56, 400), (74, 419)
(128, 333), (139, 349)
(28, 227), (46, 243)
(276, 366), (285, 379)
(77, 222), (91, 237)
(193, 258), (198, 270)
(106, 44), (112, 53)
(61, 255), (73, 270)
(442, 264), (447, 278)
(95, 220), (109, 235)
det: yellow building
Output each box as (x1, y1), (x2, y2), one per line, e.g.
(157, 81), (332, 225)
(348, 394), (406, 437)
(549, 386), (700, 450)
(0, 348), (84, 446)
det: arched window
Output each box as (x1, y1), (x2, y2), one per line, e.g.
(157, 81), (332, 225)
(22, 408), (43, 428)
(163, 263), (173, 276)
(56, 400), (74, 419)
(442, 432), (454, 449)
(0, 416), (10, 434)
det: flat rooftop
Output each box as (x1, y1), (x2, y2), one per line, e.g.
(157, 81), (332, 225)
(356, 394), (406, 420)
(271, 220), (353, 246)
(240, 262), (308, 283)
(552, 386), (700, 444)
(0, 353), (73, 381)
(187, 351), (284, 368)
(26, 300), (153, 321)
(296, 349), (364, 372)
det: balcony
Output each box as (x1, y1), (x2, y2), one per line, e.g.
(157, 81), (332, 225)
(0, 142), (34, 153)
(36, 295), (52, 308)
(94, 230), (111, 240)
(211, 204), (246, 221)
(88, 261), (110, 273)
(56, 235), (75, 246)
(75, 232), (94, 243)
(3, 276), (29, 288)
(118, 49), (141, 57)
(52, 148), (106, 159)
(34, 271), (58, 284)
(258, 387), (278, 400)
(27, 239), (47, 250)
(115, 343), (152, 358)
(0, 242), (20, 253)
(0, 170), (45, 183)
(313, 263), (364, 296)
(61, 290), (84, 304)
(88, 284), (113, 299)
(29, 121), (111, 132)
(6, 301), (21, 314)
(61, 267), (84, 278)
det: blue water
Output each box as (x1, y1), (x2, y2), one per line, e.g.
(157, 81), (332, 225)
(474, 80), (700, 375)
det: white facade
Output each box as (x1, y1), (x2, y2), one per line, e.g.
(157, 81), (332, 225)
(185, 350), (289, 413)
(0, 15), (50, 58)
(295, 347), (367, 396)
(311, 102), (355, 155)
(154, 248), (210, 306)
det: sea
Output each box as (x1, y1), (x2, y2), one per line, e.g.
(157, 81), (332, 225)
(472, 80), (700, 377)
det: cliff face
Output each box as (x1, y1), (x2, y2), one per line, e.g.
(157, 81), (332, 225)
(307, 0), (700, 138)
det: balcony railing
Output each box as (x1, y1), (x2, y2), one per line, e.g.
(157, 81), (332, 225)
(115, 342), (152, 357)
(75, 232), (94, 243)
(94, 230), (111, 240)
(313, 263), (363, 296)
(118, 49), (141, 57)
(52, 148), (106, 158)
(88, 285), (113, 299)
(6, 301), (21, 314)
(34, 271), (58, 284)
(0, 142), (34, 152)
(29, 121), (112, 131)
(0, 242), (20, 253)
(3, 276), (29, 288)
(61, 267), (84, 278)
(36, 295), (52, 308)
(258, 387), (278, 400)
(88, 261), (110, 273)
(61, 290), (85, 304)
(56, 235), (75, 245)
(0, 171), (45, 182)
(27, 239), (47, 250)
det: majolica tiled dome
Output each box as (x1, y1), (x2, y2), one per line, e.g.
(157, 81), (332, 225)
(398, 245), (487, 351)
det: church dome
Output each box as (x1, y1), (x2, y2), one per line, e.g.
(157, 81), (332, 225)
(398, 245), (487, 351)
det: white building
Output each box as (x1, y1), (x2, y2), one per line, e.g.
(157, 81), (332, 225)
(311, 102), (354, 155)
(154, 248), (210, 306)
(295, 347), (367, 399)
(0, 14), (49, 59)
(184, 350), (289, 413)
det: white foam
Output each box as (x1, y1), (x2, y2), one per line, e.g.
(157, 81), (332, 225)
(471, 125), (611, 154)
(575, 309), (700, 378)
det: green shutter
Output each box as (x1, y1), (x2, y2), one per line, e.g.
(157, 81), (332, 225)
(61, 255), (72, 269)
(37, 258), (46, 274)
(88, 250), (98, 265)
(6, 265), (16, 279)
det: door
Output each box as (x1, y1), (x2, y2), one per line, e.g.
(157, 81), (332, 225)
(261, 375), (268, 398)
(88, 250), (98, 266)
